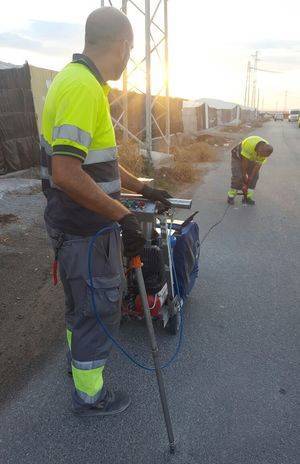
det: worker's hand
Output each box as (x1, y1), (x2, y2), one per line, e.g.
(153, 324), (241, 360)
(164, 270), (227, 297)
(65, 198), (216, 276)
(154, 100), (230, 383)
(243, 174), (249, 186)
(242, 184), (248, 195)
(141, 185), (172, 207)
(119, 213), (146, 258)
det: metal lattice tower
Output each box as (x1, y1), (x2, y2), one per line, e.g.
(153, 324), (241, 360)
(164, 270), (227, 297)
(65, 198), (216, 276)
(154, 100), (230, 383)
(251, 51), (259, 109)
(101, 0), (170, 162)
(244, 60), (251, 107)
(244, 51), (282, 110)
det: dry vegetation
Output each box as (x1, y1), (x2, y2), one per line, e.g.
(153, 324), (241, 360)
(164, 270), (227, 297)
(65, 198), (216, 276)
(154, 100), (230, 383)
(220, 121), (263, 133)
(118, 138), (218, 191)
(220, 124), (246, 133)
(170, 141), (217, 163)
(0, 214), (18, 225)
(195, 134), (232, 146)
(155, 161), (200, 188)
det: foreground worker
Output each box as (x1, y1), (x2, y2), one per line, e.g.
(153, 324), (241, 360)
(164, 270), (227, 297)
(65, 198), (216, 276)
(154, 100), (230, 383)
(40, 7), (171, 417)
(227, 135), (273, 205)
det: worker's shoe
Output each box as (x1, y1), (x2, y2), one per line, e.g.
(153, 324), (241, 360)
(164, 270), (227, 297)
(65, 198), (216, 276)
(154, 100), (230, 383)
(227, 188), (237, 205)
(73, 390), (131, 417)
(67, 352), (72, 377)
(242, 188), (255, 205)
(242, 197), (256, 205)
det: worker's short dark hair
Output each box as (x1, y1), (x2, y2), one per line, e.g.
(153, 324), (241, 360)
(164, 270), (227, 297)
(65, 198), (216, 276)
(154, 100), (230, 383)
(256, 141), (273, 157)
(85, 7), (133, 48)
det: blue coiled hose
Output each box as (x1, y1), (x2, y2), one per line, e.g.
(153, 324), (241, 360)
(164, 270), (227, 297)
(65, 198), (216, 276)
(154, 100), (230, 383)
(87, 224), (184, 372)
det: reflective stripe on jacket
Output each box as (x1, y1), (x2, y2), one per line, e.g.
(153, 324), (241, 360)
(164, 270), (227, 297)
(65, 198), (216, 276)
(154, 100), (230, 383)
(40, 54), (120, 235)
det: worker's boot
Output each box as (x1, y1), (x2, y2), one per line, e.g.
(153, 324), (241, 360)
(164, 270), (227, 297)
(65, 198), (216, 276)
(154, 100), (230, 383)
(73, 390), (131, 417)
(242, 197), (255, 205)
(67, 363), (72, 377)
(242, 189), (255, 205)
(227, 188), (237, 205)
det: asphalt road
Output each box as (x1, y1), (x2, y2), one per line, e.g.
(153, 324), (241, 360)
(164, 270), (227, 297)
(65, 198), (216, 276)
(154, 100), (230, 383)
(0, 121), (299, 464)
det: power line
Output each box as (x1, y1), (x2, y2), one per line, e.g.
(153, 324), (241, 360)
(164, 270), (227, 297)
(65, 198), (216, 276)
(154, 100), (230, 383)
(251, 51), (259, 109)
(284, 90), (288, 111)
(245, 50), (283, 111)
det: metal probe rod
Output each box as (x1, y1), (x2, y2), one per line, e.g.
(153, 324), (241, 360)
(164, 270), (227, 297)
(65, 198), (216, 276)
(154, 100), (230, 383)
(133, 258), (176, 454)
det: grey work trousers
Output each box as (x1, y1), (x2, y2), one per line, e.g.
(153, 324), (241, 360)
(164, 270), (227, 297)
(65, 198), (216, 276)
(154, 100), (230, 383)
(230, 147), (259, 190)
(47, 224), (123, 407)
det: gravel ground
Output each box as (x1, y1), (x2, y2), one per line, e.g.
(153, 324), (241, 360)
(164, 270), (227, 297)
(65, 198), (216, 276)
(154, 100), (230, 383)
(0, 185), (65, 403)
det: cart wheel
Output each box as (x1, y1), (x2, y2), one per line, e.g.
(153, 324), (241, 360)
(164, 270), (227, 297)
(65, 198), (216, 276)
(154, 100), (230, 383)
(165, 313), (179, 335)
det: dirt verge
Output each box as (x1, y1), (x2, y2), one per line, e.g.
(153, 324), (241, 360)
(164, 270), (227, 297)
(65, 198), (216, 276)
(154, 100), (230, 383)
(0, 220), (65, 406)
(0, 214), (18, 225)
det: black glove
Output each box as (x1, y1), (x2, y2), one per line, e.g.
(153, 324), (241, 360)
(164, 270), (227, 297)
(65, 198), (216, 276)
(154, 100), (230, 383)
(119, 213), (146, 258)
(141, 185), (172, 207)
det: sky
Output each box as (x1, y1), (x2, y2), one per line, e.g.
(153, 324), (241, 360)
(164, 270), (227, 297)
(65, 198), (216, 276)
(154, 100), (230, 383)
(0, 0), (300, 110)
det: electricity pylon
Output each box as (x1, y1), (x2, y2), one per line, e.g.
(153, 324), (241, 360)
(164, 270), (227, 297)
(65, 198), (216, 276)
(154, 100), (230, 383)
(101, 0), (170, 162)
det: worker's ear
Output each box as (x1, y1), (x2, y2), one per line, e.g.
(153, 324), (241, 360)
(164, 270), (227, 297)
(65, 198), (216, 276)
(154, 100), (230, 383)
(111, 39), (132, 80)
(121, 39), (131, 62)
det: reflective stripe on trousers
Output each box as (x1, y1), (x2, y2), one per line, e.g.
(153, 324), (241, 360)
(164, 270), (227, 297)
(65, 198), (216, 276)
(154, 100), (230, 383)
(228, 188), (237, 198)
(66, 328), (107, 404)
(227, 188), (255, 199)
(47, 225), (123, 406)
(247, 188), (254, 199)
(72, 364), (105, 404)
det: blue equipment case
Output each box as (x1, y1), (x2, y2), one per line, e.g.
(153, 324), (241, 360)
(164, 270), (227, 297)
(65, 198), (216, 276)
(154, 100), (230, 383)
(172, 221), (200, 299)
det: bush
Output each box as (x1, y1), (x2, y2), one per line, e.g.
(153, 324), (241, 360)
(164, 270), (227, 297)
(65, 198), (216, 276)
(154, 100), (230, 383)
(156, 162), (199, 184)
(118, 141), (203, 191)
(220, 124), (244, 133)
(171, 141), (217, 163)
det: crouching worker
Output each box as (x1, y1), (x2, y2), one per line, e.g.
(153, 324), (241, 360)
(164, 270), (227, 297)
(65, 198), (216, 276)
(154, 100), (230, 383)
(227, 136), (273, 205)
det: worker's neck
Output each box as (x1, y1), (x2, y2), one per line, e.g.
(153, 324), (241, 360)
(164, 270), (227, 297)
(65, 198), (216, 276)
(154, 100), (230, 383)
(83, 49), (112, 82)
